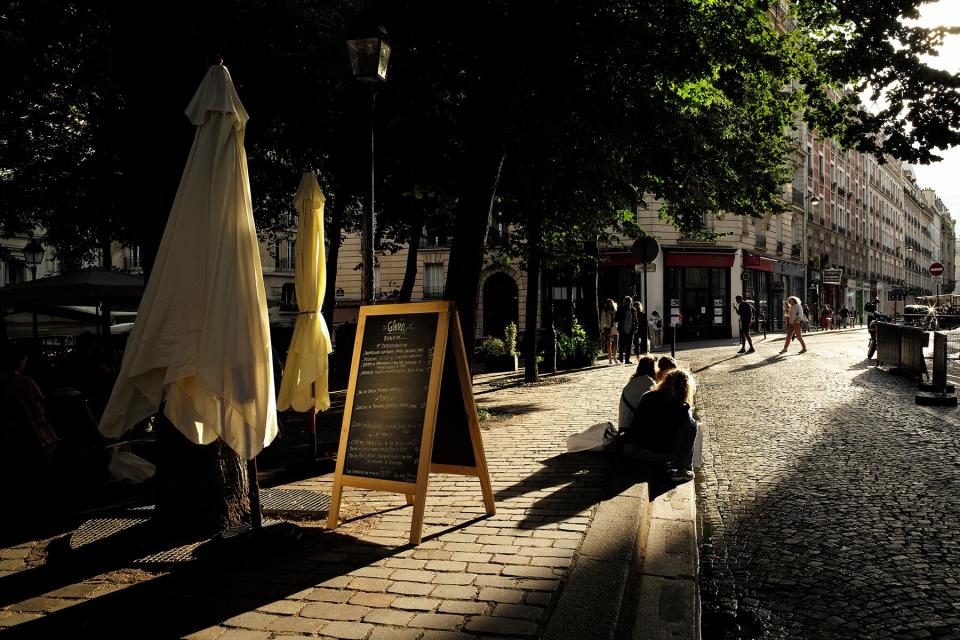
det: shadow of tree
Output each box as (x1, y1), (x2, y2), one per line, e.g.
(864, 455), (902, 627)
(699, 349), (960, 638)
(1, 525), (401, 638)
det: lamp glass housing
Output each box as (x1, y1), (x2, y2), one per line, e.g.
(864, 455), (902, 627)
(22, 239), (44, 269)
(346, 36), (391, 82)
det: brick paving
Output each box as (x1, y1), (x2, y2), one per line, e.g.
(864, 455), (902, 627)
(692, 329), (960, 639)
(0, 361), (648, 638)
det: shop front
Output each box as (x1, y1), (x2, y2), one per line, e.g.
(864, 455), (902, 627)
(743, 254), (775, 332)
(663, 249), (735, 341)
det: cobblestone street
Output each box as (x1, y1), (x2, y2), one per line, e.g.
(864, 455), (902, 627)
(691, 328), (960, 639)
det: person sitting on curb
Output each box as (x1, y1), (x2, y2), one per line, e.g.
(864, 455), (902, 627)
(618, 355), (657, 433)
(620, 368), (699, 482)
(655, 355), (677, 381)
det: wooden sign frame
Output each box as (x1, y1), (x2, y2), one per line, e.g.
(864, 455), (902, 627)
(326, 301), (495, 544)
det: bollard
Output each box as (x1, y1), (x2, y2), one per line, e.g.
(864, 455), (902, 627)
(671, 325), (676, 358)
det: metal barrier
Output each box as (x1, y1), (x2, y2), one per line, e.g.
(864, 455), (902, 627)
(876, 322), (901, 367)
(899, 326), (928, 378)
(875, 322), (928, 380)
(933, 332), (948, 391)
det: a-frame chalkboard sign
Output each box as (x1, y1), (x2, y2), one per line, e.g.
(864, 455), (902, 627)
(326, 301), (496, 544)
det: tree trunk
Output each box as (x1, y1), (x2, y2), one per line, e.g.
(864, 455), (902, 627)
(444, 151), (506, 361)
(398, 210), (425, 303)
(523, 212), (543, 383)
(577, 259), (600, 341)
(153, 411), (249, 537)
(322, 197), (343, 333)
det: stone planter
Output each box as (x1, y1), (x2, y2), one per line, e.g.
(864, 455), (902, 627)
(484, 354), (518, 373)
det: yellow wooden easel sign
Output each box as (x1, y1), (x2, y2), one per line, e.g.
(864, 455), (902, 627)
(326, 301), (496, 544)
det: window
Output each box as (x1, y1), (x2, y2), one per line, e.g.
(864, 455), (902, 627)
(423, 263), (444, 299)
(124, 246), (142, 272)
(275, 239), (295, 271)
(280, 283), (297, 310)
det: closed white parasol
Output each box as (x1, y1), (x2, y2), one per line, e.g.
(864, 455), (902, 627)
(99, 63), (277, 462)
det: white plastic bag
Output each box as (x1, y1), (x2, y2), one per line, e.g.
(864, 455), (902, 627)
(108, 449), (156, 484)
(566, 421), (617, 453)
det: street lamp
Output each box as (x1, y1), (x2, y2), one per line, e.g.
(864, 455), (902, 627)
(22, 238), (44, 343)
(802, 192), (821, 309)
(346, 23), (391, 306)
(22, 238), (44, 278)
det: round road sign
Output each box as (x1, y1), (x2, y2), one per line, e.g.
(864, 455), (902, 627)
(741, 272), (751, 281)
(630, 236), (660, 264)
(929, 262), (945, 277)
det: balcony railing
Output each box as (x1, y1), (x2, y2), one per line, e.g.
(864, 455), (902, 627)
(422, 285), (444, 299)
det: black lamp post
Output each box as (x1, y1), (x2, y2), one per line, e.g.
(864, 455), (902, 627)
(346, 25), (391, 305)
(22, 238), (44, 343)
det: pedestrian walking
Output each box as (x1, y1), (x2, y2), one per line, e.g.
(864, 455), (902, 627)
(780, 296), (808, 354)
(633, 301), (649, 356)
(649, 311), (663, 350)
(734, 295), (755, 353)
(615, 296), (637, 364)
(600, 298), (618, 365)
(839, 306), (849, 329)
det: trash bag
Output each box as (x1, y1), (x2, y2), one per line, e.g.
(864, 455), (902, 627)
(108, 449), (156, 484)
(566, 421), (617, 453)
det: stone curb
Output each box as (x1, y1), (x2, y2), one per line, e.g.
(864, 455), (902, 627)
(631, 481), (699, 640)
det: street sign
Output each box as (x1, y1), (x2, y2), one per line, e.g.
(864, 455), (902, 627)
(929, 262), (945, 277)
(741, 272), (751, 281)
(630, 236), (660, 264)
(822, 268), (843, 285)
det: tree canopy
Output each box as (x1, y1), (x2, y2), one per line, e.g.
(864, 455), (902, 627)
(2, 0), (960, 274)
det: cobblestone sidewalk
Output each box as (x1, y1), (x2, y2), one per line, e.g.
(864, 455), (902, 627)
(0, 362), (647, 639)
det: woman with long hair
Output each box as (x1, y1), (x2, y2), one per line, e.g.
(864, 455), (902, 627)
(780, 296), (808, 354)
(621, 368), (698, 482)
(600, 298), (618, 364)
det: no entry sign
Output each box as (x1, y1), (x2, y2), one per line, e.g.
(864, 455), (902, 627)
(929, 262), (945, 277)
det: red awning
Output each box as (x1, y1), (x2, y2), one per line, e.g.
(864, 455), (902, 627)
(743, 254), (775, 272)
(601, 252), (638, 267)
(665, 252), (735, 268)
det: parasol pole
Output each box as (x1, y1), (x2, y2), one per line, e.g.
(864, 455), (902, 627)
(310, 381), (318, 460)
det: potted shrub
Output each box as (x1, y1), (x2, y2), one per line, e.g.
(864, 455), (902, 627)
(480, 322), (519, 372)
(556, 319), (600, 369)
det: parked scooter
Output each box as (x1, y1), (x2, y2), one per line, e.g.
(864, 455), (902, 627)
(867, 311), (891, 359)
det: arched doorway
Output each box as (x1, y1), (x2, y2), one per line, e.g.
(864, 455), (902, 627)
(483, 272), (519, 338)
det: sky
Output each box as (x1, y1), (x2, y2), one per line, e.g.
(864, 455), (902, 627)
(900, 1), (960, 220)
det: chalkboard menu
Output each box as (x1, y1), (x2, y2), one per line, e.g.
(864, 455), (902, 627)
(327, 302), (496, 545)
(343, 312), (438, 483)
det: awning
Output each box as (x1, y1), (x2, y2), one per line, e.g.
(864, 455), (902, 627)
(665, 252), (735, 268)
(743, 254), (775, 272)
(600, 252), (638, 267)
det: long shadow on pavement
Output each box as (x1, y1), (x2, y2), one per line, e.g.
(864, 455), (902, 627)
(494, 452), (678, 530)
(0, 525), (412, 638)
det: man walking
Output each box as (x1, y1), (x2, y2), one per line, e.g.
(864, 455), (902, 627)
(734, 295), (755, 354)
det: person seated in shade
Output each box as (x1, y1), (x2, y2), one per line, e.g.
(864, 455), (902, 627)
(0, 342), (59, 476)
(655, 355), (677, 381)
(620, 368), (698, 482)
(618, 355), (657, 433)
